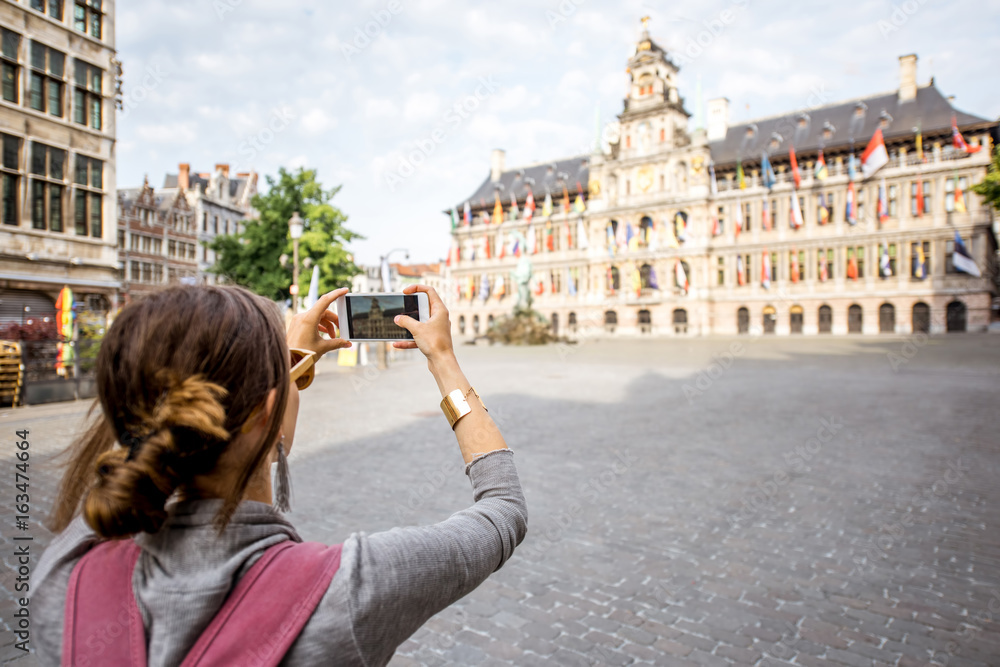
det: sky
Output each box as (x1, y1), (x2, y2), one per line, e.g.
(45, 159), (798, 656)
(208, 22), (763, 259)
(116, 0), (1000, 267)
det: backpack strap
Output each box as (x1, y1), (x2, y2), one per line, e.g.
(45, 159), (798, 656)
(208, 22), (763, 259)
(62, 539), (147, 667)
(63, 539), (343, 667)
(179, 540), (342, 667)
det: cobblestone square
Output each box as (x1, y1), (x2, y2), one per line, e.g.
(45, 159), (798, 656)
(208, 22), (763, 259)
(2, 335), (999, 666)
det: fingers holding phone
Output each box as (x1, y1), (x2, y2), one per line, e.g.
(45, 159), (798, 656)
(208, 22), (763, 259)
(393, 285), (453, 361)
(287, 288), (352, 355)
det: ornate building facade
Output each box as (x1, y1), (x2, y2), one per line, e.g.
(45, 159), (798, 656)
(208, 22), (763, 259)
(446, 27), (998, 338)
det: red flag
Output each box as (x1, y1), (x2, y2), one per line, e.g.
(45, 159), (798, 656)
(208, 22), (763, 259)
(819, 256), (828, 282)
(847, 254), (859, 280)
(790, 248), (799, 283)
(499, 235), (506, 259)
(736, 255), (746, 286)
(789, 145), (801, 189)
(915, 179), (924, 217)
(952, 115), (982, 154)
(483, 234), (491, 259)
(524, 190), (535, 222)
(546, 221), (554, 251)
(861, 128), (889, 178)
(712, 216), (720, 236)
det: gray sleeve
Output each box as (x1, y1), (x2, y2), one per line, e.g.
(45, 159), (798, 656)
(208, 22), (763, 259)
(347, 448), (527, 667)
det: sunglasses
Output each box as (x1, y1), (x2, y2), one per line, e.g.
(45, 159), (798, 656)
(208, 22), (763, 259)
(240, 348), (316, 434)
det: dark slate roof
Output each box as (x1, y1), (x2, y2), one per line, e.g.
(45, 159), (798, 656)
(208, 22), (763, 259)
(454, 155), (590, 214)
(708, 84), (992, 167)
(162, 173), (251, 199)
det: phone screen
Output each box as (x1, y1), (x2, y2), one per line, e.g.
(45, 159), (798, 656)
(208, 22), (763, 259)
(346, 294), (419, 340)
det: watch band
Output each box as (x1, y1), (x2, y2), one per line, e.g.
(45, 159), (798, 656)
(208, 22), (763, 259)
(440, 387), (487, 429)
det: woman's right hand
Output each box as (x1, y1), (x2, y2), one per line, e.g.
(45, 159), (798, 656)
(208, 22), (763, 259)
(392, 284), (455, 363)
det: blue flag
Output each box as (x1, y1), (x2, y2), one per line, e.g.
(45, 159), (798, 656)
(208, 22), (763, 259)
(761, 152), (776, 190)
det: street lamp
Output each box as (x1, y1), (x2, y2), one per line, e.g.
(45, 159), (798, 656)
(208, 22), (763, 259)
(379, 247), (409, 291)
(289, 212), (304, 312)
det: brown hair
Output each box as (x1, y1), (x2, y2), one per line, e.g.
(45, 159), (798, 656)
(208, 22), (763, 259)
(49, 285), (289, 538)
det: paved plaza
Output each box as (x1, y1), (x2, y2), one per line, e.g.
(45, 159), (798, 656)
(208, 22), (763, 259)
(2, 334), (1000, 666)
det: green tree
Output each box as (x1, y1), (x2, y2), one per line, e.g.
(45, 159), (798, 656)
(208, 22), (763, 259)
(972, 145), (1000, 213)
(209, 167), (361, 300)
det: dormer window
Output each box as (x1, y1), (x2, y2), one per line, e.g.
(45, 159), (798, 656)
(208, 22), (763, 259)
(769, 132), (783, 151)
(797, 113), (810, 128)
(879, 110), (893, 129)
(822, 121), (835, 141)
(854, 101), (868, 117)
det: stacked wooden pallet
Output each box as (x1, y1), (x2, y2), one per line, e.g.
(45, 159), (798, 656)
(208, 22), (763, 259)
(0, 341), (24, 407)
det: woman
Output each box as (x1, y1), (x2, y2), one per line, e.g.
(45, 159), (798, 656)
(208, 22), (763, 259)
(33, 283), (527, 666)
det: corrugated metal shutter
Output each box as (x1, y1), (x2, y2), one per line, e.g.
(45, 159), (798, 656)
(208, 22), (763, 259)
(0, 289), (56, 325)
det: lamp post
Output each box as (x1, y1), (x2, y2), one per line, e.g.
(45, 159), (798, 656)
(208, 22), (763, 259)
(289, 212), (304, 312)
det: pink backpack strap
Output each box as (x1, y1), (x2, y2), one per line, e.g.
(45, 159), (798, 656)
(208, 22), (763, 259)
(63, 539), (343, 667)
(62, 539), (147, 667)
(179, 540), (343, 667)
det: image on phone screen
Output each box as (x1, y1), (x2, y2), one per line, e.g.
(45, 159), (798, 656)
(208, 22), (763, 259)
(346, 294), (419, 340)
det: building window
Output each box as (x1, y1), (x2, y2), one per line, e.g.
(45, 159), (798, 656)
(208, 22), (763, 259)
(29, 142), (65, 231)
(910, 241), (931, 279)
(74, 154), (102, 237)
(672, 309), (687, 335)
(737, 307), (750, 334)
(857, 187), (865, 222)
(945, 177), (969, 213)
(717, 256), (725, 286)
(1, 29), (21, 104)
(769, 198), (777, 229)
(604, 310), (617, 333)
(73, 59), (102, 129)
(213, 215), (219, 234)
(883, 243), (897, 277)
(741, 253), (750, 285)
(846, 246), (864, 279)
(568, 312), (577, 333)
(818, 248), (834, 281)
(818, 305), (833, 333)
(762, 306), (776, 334)
(945, 235), (972, 274)
(30, 0), (64, 18)
(29, 42), (65, 117)
(716, 205), (725, 235)
(911, 180), (931, 216)
(1, 133), (20, 226)
(848, 305), (863, 333)
(790, 305), (804, 334)
(790, 250), (805, 281)
(946, 301), (967, 332)
(73, 0), (103, 39)
(743, 201), (752, 232)
(888, 184), (898, 217)
(879, 303), (895, 334)
(912, 302), (930, 333)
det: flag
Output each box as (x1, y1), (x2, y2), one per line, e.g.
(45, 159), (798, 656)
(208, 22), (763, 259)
(880, 243), (892, 277)
(737, 255), (746, 286)
(465, 276), (474, 300)
(675, 260), (689, 294)
(545, 220), (554, 251)
(606, 266), (615, 293)
(512, 237), (520, 257)
(952, 231), (981, 277)
(483, 233), (491, 259)
(847, 252), (858, 280)
(463, 201), (471, 226)
(952, 116), (981, 154)
(789, 145), (802, 189)
(861, 128), (889, 178)
(542, 192), (553, 218)
(561, 185), (570, 216)
(846, 181), (857, 225)
(790, 193), (803, 229)
(481, 210), (490, 225)
(631, 264), (641, 297)
(819, 254), (828, 282)
(615, 220), (626, 249)
(790, 248), (800, 283)
(480, 274), (490, 301)
(709, 161), (718, 196)
(916, 127), (925, 162)
(663, 218), (680, 249)
(913, 244), (927, 280)
(954, 176), (967, 214)
(878, 178), (888, 224)
(564, 220), (572, 248)
(711, 215), (720, 237)
(761, 152), (776, 190)
(577, 218), (589, 249)
(818, 193), (830, 226)
(54, 286), (74, 375)
(814, 150), (828, 181)
(496, 275), (506, 298)
(450, 207), (458, 230)
(551, 270), (558, 293)
(625, 222), (635, 250)
(735, 199), (744, 237)
(524, 190), (535, 221)
(567, 269), (577, 296)
(848, 152), (858, 181)
(737, 160), (746, 189)
(606, 224), (615, 255)
(493, 193), (504, 225)
(574, 182), (586, 213)
(535, 277), (544, 296)
(761, 252), (771, 289)
(675, 212), (688, 243)
(762, 198), (771, 231)
(915, 179), (924, 217)
(509, 191), (519, 221)
(648, 267), (659, 290)
(498, 232), (506, 259)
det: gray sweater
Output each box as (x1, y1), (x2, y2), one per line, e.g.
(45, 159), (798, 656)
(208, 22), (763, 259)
(32, 449), (526, 666)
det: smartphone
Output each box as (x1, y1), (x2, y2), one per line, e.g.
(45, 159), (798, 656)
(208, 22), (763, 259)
(335, 292), (430, 342)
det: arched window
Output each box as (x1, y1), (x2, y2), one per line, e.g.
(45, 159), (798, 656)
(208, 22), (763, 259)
(912, 302), (930, 333)
(879, 304), (895, 333)
(472, 315), (480, 335)
(638, 309), (652, 334)
(568, 312), (577, 333)
(790, 305), (804, 334)
(639, 216), (654, 247)
(672, 308), (688, 335)
(818, 305), (833, 333)
(763, 305), (777, 334)
(947, 300), (967, 332)
(458, 315), (466, 335)
(609, 266), (621, 291)
(673, 211), (689, 243)
(848, 304), (863, 333)
(604, 310), (617, 333)
(639, 263), (654, 290)
(674, 162), (688, 192)
(551, 313), (559, 335)
(487, 314), (495, 330)
(737, 307), (750, 334)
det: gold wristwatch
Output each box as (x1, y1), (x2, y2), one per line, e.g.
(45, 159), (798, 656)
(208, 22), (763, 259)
(440, 387), (487, 429)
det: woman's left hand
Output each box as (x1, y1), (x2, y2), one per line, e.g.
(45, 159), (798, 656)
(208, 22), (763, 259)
(286, 288), (353, 355)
